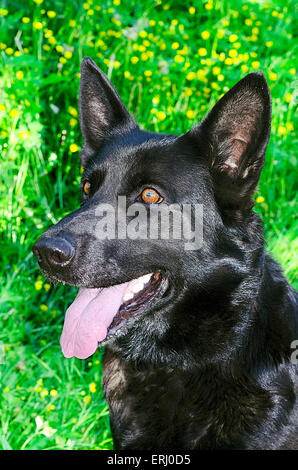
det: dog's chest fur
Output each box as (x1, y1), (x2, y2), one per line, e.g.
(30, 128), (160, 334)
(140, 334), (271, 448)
(102, 347), (297, 450)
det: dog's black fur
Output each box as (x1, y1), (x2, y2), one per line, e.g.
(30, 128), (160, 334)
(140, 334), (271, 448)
(33, 57), (298, 450)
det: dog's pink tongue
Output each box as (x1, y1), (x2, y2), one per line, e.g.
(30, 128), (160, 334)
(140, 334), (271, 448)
(60, 282), (129, 359)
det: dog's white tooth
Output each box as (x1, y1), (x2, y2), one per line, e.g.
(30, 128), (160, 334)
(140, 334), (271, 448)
(132, 282), (144, 294)
(123, 292), (134, 302)
(142, 274), (152, 284)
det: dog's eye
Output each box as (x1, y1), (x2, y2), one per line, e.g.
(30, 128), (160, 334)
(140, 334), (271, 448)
(141, 188), (163, 204)
(83, 181), (91, 195)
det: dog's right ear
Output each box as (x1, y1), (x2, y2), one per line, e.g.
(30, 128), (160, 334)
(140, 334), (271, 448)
(79, 57), (136, 166)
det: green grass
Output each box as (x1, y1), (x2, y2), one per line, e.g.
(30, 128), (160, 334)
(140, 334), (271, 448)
(0, 0), (297, 450)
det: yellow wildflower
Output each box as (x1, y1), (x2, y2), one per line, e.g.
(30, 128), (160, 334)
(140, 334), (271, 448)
(10, 109), (19, 118)
(70, 144), (79, 153)
(156, 111), (166, 121)
(201, 31), (210, 40)
(198, 48), (207, 57)
(16, 71), (24, 80)
(186, 110), (195, 119)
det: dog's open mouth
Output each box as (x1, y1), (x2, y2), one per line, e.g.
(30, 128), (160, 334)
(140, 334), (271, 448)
(60, 272), (168, 359)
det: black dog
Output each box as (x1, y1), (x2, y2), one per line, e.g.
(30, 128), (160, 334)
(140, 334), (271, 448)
(33, 57), (298, 450)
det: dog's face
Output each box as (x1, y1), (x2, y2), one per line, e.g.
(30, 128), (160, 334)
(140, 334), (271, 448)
(33, 58), (271, 364)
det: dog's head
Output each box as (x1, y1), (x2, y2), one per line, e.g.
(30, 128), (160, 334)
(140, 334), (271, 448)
(33, 58), (271, 364)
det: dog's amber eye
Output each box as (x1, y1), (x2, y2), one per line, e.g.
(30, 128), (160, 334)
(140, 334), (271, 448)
(141, 188), (163, 204)
(83, 181), (91, 195)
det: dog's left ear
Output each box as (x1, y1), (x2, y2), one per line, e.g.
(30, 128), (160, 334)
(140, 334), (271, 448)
(79, 57), (136, 166)
(189, 72), (271, 213)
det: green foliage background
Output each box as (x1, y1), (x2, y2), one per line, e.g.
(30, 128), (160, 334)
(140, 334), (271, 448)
(0, 0), (297, 450)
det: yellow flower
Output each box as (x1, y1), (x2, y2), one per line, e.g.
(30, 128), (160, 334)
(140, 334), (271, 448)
(48, 36), (57, 45)
(19, 131), (30, 139)
(56, 45), (63, 53)
(245, 19), (252, 26)
(43, 44), (50, 51)
(217, 29), (224, 38)
(9, 109), (19, 118)
(212, 66), (221, 75)
(59, 57), (66, 64)
(64, 51), (72, 59)
(16, 71), (24, 80)
(40, 304), (48, 312)
(33, 0), (43, 3)
(33, 21), (43, 30)
(131, 56), (139, 64)
(149, 20), (156, 26)
(84, 395), (91, 404)
(47, 11), (56, 18)
(35, 280), (43, 290)
(285, 93), (292, 104)
(198, 48), (207, 57)
(205, 2), (213, 10)
(174, 54), (185, 64)
(22, 17), (30, 23)
(140, 52), (148, 61)
(144, 70), (152, 77)
(266, 41), (273, 48)
(0, 9), (8, 16)
(290, 68), (296, 75)
(186, 110), (195, 119)
(50, 389), (58, 397)
(252, 61), (260, 69)
(241, 64), (249, 73)
(269, 71), (277, 81)
(256, 196), (264, 203)
(5, 48), (14, 55)
(156, 111), (166, 121)
(70, 118), (77, 127)
(69, 19), (76, 27)
(229, 49), (237, 58)
(186, 71), (196, 81)
(89, 383), (96, 393)
(229, 34), (238, 43)
(171, 42), (179, 50)
(201, 31), (210, 40)
(44, 283), (51, 291)
(0, 104), (6, 112)
(40, 389), (48, 398)
(70, 144), (79, 153)
(286, 122), (294, 131)
(46, 405), (55, 412)
(277, 125), (286, 136)
(4, 386), (10, 392)
(184, 88), (193, 97)
(171, 19), (178, 26)
(152, 96), (160, 106)
(189, 6), (196, 14)
(139, 31), (147, 38)
(225, 58), (233, 65)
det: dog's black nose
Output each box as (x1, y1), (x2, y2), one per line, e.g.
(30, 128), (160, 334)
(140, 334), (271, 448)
(33, 236), (75, 267)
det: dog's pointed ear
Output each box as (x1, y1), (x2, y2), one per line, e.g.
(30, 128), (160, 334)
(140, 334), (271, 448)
(189, 72), (271, 214)
(79, 57), (136, 166)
